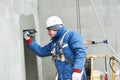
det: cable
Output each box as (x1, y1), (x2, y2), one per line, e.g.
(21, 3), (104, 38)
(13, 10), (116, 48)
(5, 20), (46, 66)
(90, 0), (120, 60)
(109, 57), (116, 73)
(105, 55), (109, 80)
(105, 55), (107, 72)
(90, 0), (106, 38)
(107, 43), (120, 59)
(76, 0), (81, 34)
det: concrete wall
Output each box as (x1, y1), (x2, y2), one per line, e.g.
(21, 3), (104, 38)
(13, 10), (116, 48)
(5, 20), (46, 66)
(80, 0), (120, 74)
(0, 0), (120, 80)
(0, 0), (42, 80)
(80, 0), (120, 54)
(38, 0), (120, 80)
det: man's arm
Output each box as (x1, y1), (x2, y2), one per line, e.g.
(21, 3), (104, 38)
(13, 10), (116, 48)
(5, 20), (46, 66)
(69, 31), (87, 71)
(69, 31), (87, 80)
(24, 31), (51, 57)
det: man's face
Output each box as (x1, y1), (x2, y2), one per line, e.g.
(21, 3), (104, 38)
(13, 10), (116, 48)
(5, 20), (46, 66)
(47, 30), (57, 38)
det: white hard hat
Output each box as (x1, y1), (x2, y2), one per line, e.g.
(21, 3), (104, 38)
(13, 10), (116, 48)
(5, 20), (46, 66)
(46, 16), (63, 28)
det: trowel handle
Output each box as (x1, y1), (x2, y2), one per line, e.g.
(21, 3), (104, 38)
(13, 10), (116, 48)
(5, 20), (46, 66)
(23, 29), (37, 37)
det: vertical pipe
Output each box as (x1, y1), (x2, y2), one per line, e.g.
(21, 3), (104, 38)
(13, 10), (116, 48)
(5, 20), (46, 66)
(117, 24), (120, 55)
(91, 58), (94, 80)
(76, 0), (81, 34)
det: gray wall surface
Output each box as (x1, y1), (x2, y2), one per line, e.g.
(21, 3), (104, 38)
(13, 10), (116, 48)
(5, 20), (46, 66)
(0, 0), (120, 80)
(0, 0), (42, 80)
(38, 0), (120, 80)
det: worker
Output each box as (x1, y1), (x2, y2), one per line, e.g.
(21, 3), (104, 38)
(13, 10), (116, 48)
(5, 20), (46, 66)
(24, 16), (87, 80)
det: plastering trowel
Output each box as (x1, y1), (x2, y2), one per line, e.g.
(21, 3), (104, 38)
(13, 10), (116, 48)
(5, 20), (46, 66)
(23, 29), (37, 37)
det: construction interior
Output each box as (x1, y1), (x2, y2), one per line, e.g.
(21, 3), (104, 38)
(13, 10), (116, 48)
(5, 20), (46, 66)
(0, 0), (120, 80)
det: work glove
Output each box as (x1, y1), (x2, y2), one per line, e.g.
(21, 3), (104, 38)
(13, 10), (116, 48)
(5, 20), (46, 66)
(24, 31), (30, 40)
(72, 72), (82, 80)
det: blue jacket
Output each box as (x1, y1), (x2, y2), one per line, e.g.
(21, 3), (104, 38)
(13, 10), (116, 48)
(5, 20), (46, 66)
(29, 27), (87, 80)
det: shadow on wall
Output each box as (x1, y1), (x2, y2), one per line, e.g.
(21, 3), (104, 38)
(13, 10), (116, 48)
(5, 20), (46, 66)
(20, 15), (39, 80)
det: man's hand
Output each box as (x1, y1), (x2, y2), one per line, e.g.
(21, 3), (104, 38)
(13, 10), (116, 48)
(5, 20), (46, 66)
(24, 31), (30, 40)
(72, 72), (83, 80)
